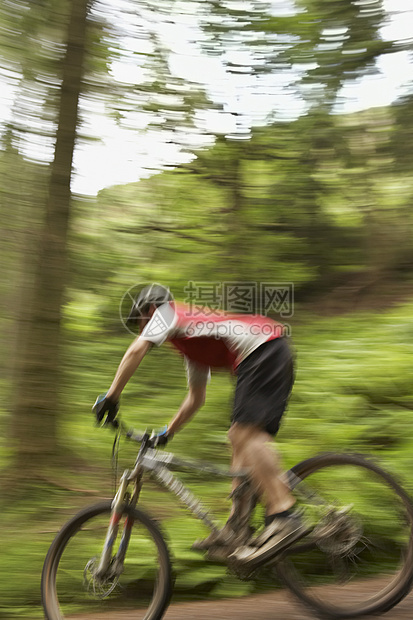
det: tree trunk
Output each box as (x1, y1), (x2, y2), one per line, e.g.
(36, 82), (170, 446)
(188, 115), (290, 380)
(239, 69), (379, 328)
(10, 0), (90, 474)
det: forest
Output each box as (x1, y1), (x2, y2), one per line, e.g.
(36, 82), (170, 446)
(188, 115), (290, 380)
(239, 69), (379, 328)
(0, 0), (413, 617)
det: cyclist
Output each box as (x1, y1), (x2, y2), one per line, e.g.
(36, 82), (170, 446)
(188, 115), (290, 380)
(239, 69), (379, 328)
(93, 283), (306, 567)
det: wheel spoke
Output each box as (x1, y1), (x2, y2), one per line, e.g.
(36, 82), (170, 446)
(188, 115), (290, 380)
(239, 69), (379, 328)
(42, 502), (172, 620)
(278, 455), (413, 618)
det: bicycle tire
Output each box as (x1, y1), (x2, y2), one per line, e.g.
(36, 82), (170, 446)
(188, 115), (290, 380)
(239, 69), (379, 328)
(41, 500), (172, 620)
(277, 452), (413, 619)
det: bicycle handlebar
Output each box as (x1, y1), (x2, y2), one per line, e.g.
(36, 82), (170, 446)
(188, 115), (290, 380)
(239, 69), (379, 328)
(108, 419), (158, 448)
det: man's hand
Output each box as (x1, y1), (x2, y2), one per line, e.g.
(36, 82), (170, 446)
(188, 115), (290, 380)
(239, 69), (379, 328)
(152, 425), (172, 447)
(93, 393), (119, 426)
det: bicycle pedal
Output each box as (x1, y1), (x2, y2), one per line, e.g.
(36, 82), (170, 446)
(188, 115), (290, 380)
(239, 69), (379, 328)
(230, 524), (311, 569)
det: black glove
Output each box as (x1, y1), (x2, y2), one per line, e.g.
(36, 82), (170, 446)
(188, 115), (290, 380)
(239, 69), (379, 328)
(152, 426), (171, 447)
(93, 393), (119, 426)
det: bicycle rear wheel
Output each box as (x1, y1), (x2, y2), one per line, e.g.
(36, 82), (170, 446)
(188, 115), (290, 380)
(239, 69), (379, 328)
(277, 453), (413, 618)
(41, 501), (172, 620)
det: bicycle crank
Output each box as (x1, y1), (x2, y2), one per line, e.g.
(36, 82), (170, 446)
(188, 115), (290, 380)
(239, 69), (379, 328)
(313, 507), (363, 556)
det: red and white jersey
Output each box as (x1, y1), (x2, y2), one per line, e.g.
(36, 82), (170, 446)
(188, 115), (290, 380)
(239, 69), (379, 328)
(138, 302), (284, 386)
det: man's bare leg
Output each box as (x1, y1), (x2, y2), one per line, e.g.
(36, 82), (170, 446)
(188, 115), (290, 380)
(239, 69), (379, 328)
(228, 422), (294, 517)
(192, 422), (295, 551)
(227, 422), (310, 565)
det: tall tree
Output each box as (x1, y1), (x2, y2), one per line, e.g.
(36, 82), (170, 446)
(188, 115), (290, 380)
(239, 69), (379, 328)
(10, 0), (90, 476)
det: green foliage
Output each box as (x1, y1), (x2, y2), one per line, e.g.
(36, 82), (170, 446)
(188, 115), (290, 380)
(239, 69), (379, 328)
(72, 100), (413, 307)
(3, 300), (413, 616)
(1, 0), (413, 616)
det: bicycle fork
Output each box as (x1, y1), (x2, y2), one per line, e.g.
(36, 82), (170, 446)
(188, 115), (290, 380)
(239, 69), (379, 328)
(95, 469), (143, 580)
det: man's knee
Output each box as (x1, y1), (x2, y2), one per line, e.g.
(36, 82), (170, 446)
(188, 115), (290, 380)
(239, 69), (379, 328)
(228, 424), (238, 446)
(228, 423), (248, 448)
(228, 422), (270, 448)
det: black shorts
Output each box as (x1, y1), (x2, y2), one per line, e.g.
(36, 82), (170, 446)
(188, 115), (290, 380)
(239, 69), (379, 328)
(232, 337), (295, 436)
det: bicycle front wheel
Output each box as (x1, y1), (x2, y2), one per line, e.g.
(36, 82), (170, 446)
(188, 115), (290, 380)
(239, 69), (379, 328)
(278, 453), (413, 618)
(41, 501), (172, 620)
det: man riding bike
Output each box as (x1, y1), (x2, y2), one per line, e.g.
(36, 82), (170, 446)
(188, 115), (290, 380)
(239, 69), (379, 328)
(93, 283), (306, 567)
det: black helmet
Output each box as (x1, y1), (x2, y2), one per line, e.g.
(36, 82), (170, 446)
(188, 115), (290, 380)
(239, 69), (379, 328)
(127, 283), (172, 325)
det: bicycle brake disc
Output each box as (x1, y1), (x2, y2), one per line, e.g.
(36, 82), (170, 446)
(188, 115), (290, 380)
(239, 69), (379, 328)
(83, 557), (120, 598)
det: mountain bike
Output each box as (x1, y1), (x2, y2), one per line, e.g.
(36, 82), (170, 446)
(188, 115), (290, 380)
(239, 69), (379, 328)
(41, 420), (413, 620)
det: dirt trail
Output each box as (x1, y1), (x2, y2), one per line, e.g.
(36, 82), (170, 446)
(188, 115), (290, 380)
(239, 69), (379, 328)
(71, 584), (413, 620)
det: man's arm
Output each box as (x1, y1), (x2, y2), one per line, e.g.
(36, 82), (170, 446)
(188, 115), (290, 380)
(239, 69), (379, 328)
(167, 383), (206, 436)
(106, 337), (152, 401)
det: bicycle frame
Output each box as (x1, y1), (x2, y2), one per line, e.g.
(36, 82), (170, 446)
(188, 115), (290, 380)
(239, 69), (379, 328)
(43, 444), (413, 620)
(95, 433), (339, 580)
(96, 437), (254, 578)
(141, 447), (252, 527)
